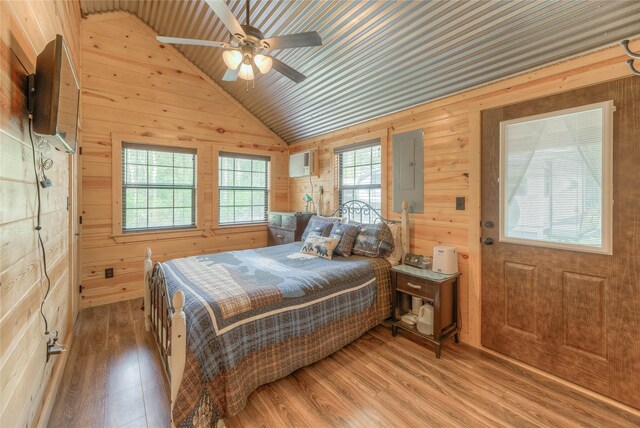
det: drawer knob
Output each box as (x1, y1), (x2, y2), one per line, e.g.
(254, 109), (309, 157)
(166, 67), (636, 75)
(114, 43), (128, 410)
(276, 234), (283, 238)
(407, 282), (421, 289)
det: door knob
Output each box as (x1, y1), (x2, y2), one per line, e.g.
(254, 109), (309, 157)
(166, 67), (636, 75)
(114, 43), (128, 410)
(481, 237), (494, 245)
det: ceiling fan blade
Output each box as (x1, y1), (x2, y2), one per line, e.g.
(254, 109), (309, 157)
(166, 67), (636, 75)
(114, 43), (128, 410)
(205, 0), (246, 39)
(269, 56), (306, 83)
(261, 32), (322, 50)
(156, 36), (230, 48)
(222, 62), (242, 82)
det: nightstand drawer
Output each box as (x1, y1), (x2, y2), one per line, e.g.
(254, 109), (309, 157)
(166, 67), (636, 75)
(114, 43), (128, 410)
(396, 272), (436, 299)
(268, 213), (282, 227)
(267, 212), (313, 245)
(268, 226), (294, 246)
(281, 214), (297, 230)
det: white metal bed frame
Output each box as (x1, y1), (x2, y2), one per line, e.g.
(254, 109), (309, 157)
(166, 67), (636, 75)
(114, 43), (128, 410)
(143, 200), (409, 426)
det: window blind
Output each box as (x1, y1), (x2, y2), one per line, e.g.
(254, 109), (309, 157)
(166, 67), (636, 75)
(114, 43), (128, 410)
(333, 138), (381, 154)
(501, 103), (612, 251)
(218, 153), (270, 225)
(219, 151), (270, 162)
(121, 143), (196, 232)
(122, 142), (196, 155)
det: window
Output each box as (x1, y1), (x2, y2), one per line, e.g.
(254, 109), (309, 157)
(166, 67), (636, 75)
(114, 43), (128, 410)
(500, 101), (613, 254)
(122, 143), (196, 232)
(336, 140), (382, 223)
(218, 152), (269, 225)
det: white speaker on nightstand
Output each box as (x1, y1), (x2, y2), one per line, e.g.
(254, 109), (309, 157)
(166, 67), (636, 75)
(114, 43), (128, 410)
(432, 245), (458, 274)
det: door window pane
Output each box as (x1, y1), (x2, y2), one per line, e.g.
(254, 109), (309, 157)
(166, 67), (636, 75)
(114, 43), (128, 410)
(501, 102), (612, 253)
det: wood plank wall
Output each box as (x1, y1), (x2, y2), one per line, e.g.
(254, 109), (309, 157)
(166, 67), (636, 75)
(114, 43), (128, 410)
(80, 13), (289, 308)
(289, 39), (640, 346)
(290, 110), (473, 343)
(0, 1), (82, 427)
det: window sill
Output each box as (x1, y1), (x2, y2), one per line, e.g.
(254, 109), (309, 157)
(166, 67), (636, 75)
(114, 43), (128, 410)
(110, 224), (268, 242)
(213, 223), (268, 235)
(111, 228), (206, 243)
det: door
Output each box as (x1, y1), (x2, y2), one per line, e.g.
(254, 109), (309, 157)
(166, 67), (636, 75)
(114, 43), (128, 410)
(481, 77), (640, 408)
(68, 147), (80, 323)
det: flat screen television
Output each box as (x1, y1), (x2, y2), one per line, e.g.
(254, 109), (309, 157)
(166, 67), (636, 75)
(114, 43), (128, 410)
(31, 34), (80, 154)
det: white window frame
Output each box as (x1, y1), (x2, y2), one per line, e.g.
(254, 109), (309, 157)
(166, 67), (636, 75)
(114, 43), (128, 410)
(121, 142), (198, 233)
(217, 151), (270, 226)
(498, 100), (614, 255)
(335, 140), (382, 220)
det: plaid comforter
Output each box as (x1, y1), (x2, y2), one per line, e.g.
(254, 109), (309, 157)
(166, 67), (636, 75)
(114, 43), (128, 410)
(161, 243), (392, 427)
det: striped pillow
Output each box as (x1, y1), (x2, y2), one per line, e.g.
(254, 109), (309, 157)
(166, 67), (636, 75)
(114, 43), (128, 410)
(328, 222), (359, 257)
(351, 222), (395, 257)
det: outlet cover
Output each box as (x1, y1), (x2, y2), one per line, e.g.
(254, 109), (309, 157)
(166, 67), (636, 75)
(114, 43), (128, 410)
(105, 268), (114, 279)
(456, 197), (465, 210)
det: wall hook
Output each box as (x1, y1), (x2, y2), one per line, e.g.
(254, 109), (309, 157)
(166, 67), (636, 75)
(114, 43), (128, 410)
(626, 59), (640, 77)
(621, 40), (640, 59)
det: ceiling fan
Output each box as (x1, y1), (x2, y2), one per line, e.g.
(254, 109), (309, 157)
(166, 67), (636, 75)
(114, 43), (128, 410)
(156, 0), (322, 83)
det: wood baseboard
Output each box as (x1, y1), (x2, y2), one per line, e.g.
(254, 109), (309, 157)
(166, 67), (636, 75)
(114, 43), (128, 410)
(481, 346), (640, 416)
(34, 329), (75, 428)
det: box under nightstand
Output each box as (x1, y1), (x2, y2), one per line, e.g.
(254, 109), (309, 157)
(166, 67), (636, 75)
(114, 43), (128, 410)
(390, 264), (460, 358)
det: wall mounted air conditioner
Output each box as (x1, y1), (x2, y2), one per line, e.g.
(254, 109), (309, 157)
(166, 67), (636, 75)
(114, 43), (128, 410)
(289, 150), (316, 178)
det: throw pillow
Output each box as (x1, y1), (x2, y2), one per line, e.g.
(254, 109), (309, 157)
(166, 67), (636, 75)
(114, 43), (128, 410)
(300, 215), (338, 241)
(328, 222), (359, 257)
(300, 236), (340, 260)
(386, 222), (403, 263)
(351, 222), (395, 257)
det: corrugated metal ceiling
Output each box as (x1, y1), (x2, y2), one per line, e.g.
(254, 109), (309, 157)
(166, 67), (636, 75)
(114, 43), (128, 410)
(80, 0), (640, 143)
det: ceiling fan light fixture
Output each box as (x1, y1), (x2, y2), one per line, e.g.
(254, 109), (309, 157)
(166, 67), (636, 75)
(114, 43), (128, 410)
(160, 0), (321, 84)
(223, 50), (243, 69)
(238, 63), (255, 80)
(254, 54), (273, 74)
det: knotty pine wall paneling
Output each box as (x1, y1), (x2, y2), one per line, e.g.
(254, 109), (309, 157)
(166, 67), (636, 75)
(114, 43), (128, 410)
(80, 13), (289, 308)
(289, 39), (640, 347)
(0, 1), (82, 427)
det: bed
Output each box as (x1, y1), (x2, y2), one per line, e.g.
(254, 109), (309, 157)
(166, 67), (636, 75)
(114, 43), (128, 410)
(143, 200), (410, 427)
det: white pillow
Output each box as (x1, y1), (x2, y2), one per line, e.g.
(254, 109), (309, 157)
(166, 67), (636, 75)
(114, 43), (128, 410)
(300, 236), (340, 260)
(386, 222), (403, 263)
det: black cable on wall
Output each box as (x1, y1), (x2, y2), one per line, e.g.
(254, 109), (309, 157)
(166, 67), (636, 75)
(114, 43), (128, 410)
(28, 117), (53, 336)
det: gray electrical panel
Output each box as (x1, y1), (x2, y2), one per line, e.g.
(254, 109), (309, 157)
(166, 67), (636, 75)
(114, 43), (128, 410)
(392, 129), (424, 213)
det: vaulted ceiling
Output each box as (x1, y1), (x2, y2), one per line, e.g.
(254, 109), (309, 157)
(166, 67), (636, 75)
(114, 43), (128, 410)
(80, 0), (640, 143)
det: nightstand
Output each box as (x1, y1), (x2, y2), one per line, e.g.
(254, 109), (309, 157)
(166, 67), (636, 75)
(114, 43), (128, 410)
(267, 212), (313, 246)
(390, 264), (460, 358)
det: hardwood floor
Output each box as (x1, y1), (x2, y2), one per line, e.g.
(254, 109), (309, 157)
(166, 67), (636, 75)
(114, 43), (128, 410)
(49, 298), (170, 428)
(49, 299), (640, 428)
